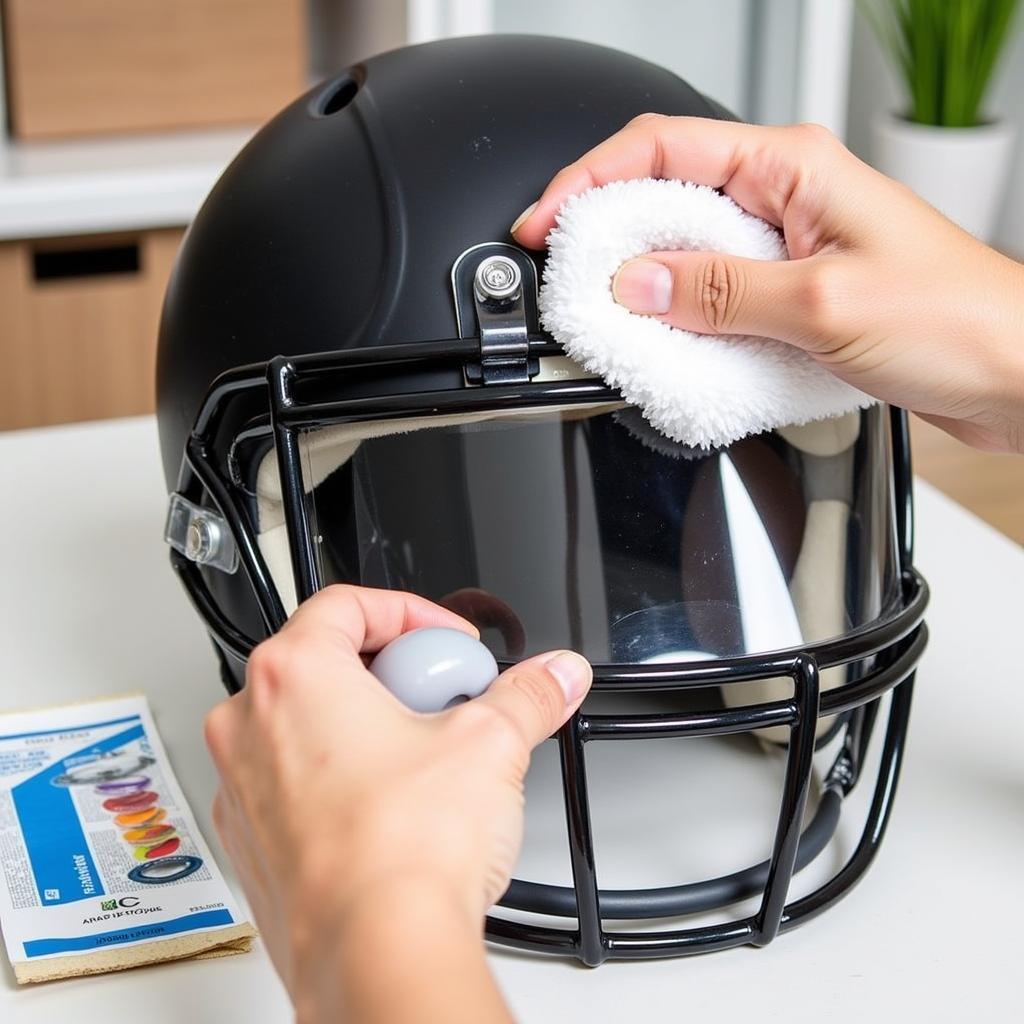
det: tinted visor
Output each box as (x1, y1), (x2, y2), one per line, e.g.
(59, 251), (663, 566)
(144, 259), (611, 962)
(292, 404), (901, 663)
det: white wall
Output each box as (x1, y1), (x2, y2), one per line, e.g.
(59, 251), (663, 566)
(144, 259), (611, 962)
(308, 0), (408, 77)
(491, 0), (754, 117)
(309, 1), (853, 131)
(988, 24), (1024, 255)
(748, 0), (803, 126)
(846, 8), (1024, 256)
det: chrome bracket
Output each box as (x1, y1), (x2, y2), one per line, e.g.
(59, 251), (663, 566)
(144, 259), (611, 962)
(451, 242), (540, 386)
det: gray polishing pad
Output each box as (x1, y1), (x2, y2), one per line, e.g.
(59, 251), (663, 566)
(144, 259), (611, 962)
(369, 627), (499, 713)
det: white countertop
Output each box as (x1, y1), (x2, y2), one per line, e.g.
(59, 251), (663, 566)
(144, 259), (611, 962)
(0, 128), (253, 241)
(1, 415), (1021, 1022)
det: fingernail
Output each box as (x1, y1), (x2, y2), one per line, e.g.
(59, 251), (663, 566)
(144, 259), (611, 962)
(545, 651), (592, 705)
(510, 201), (538, 235)
(612, 258), (672, 314)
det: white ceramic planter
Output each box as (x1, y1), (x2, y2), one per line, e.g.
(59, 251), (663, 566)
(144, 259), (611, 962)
(871, 113), (1016, 241)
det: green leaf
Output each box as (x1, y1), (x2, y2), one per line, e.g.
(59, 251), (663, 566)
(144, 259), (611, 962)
(858, 0), (1021, 127)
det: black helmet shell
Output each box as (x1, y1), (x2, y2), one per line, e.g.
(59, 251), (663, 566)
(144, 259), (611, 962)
(157, 34), (731, 487)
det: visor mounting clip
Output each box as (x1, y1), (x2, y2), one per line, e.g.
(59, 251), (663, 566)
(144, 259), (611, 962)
(164, 493), (239, 574)
(451, 243), (541, 386)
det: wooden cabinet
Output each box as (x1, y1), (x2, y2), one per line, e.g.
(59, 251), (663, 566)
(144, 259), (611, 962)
(0, 229), (183, 430)
(910, 416), (1024, 545)
(2, 0), (306, 139)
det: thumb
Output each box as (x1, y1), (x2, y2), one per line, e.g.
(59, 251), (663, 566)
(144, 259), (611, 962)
(612, 250), (829, 345)
(473, 650), (592, 749)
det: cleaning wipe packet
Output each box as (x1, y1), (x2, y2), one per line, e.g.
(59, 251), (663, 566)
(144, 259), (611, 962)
(0, 694), (255, 983)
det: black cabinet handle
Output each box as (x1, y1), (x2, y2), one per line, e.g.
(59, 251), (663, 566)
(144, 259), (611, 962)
(32, 241), (140, 282)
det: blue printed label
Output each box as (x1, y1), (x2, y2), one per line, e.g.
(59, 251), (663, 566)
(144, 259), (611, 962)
(12, 723), (145, 906)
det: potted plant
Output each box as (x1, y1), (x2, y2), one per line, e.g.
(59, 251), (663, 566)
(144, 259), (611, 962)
(862, 0), (1021, 240)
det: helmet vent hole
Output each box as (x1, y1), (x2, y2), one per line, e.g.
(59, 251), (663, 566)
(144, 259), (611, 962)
(318, 77), (359, 117)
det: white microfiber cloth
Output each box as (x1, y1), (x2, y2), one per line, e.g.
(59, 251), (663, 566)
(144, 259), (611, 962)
(538, 178), (874, 449)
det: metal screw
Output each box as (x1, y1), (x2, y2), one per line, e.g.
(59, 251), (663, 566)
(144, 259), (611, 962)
(474, 256), (521, 301)
(185, 516), (219, 564)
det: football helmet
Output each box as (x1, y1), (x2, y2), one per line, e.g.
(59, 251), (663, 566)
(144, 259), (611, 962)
(157, 35), (928, 964)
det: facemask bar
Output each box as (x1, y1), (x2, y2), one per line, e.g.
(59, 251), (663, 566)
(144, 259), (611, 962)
(487, 670), (915, 963)
(167, 341), (928, 962)
(558, 654), (820, 965)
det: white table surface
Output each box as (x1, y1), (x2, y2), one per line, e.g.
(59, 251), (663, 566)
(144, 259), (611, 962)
(1, 415), (1021, 1022)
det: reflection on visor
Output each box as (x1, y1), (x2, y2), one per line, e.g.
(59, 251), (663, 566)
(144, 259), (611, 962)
(438, 587), (527, 658)
(608, 602), (716, 664)
(288, 407), (900, 663)
(719, 454), (804, 654)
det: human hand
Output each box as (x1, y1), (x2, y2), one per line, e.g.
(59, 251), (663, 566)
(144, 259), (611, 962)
(512, 115), (1024, 453)
(203, 584), (591, 1021)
